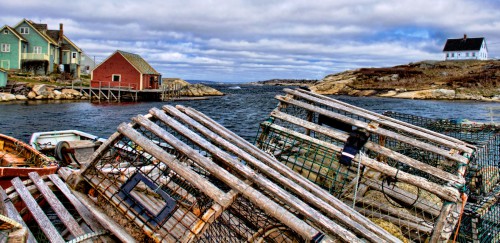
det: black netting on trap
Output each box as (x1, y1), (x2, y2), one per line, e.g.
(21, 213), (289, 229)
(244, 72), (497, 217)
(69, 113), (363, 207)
(384, 111), (500, 197)
(197, 196), (302, 242)
(256, 123), (351, 197)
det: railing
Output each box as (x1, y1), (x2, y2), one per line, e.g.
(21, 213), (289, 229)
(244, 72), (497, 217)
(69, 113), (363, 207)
(90, 81), (136, 90)
(21, 53), (50, 61)
(81, 81), (138, 101)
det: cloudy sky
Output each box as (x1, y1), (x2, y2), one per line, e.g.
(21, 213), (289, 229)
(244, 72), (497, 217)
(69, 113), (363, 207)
(2, 0), (499, 82)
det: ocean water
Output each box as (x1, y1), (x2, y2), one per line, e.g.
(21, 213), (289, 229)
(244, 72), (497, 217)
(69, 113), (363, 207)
(0, 84), (497, 143)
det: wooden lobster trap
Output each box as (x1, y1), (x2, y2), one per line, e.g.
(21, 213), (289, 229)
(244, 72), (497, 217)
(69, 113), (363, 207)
(382, 111), (500, 242)
(79, 105), (401, 242)
(383, 111), (500, 199)
(255, 88), (474, 242)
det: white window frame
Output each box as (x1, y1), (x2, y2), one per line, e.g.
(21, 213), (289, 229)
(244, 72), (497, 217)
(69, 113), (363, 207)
(1, 44), (10, 52)
(72, 52), (77, 59)
(19, 27), (29, 34)
(3, 30), (8, 34)
(34, 46), (42, 54)
(112, 74), (121, 82)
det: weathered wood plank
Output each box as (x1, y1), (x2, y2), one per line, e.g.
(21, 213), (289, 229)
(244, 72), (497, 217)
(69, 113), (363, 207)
(159, 106), (398, 243)
(429, 202), (455, 242)
(0, 187), (36, 243)
(29, 172), (85, 238)
(71, 190), (136, 243)
(118, 119), (338, 243)
(47, 174), (106, 233)
(355, 207), (433, 234)
(11, 177), (65, 243)
(364, 180), (442, 217)
(275, 94), (469, 165)
(290, 88), (474, 151)
(270, 110), (465, 185)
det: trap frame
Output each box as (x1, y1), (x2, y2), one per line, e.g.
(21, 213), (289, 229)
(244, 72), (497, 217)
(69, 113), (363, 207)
(255, 88), (473, 242)
(79, 105), (400, 242)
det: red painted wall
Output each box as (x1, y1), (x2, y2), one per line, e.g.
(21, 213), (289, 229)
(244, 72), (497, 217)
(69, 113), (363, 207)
(91, 53), (141, 90)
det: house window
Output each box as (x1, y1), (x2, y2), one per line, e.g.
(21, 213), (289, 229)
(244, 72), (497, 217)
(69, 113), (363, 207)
(72, 52), (77, 58)
(472, 52), (476, 57)
(466, 52), (469, 57)
(451, 53), (455, 57)
(34, 46), (42, 54)
(1, 44), (10, 52)
(3, 30), (8, 34)
(112, 74), (121, 82)
(446, 53), (449, 58)
(19, 27), (29, 34)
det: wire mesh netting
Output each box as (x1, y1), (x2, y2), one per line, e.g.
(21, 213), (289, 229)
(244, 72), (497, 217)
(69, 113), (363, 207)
(383, 111), (500, 198)
(383, 111), (500, 243)
(254, 88), (471, 242)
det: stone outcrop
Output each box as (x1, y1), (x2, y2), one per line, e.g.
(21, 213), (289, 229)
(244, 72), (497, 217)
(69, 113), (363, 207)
(15, 95), (28, 100)
(393, 89), (456, 99)
(310, 60), (500, 101)
(179, 84), (224, 96)
(0, 87), (88, 102)
(32, 84), (48, 96)
(0, 93), (16, 101)
(162, 78), (224, 97)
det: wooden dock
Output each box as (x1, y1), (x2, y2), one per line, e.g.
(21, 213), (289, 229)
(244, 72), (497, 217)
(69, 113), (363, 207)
(71, 82), (211, 102)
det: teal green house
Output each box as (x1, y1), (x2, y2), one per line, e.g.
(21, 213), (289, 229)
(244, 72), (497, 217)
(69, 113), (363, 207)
(0, 68), (6, 87)
(0, 19), (82, 77)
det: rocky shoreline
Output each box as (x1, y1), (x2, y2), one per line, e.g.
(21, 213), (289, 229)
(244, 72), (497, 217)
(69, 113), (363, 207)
(309, 60), (500, 102)
(0, 84), (89, 102)
(0, 79), (224, 102)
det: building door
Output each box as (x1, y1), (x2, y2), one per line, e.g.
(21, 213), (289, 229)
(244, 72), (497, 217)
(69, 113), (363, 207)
(0, 60), (9, 69)
(150, 76), (158, 89)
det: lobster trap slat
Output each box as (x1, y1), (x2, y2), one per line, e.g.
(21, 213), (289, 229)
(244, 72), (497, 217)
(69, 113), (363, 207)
(79, 104), (400, 242)
(255, 88), (473, 242)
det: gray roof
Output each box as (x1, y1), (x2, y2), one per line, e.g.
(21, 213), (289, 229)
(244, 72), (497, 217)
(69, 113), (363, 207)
(118, 50), (159, 75)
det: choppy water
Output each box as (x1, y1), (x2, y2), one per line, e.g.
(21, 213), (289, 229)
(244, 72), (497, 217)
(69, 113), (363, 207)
(0, 84), (498, 143)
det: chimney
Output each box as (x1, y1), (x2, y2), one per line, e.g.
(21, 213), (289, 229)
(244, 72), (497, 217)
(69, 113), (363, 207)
(59, 23), (63, 66)
(463, 34), (467, 40)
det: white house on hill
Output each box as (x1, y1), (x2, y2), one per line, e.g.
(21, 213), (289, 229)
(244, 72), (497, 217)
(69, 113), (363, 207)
(443, 35), (488, 60)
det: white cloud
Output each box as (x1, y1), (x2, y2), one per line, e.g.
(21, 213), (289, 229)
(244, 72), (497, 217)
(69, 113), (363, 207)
(1, 0), (499, 81)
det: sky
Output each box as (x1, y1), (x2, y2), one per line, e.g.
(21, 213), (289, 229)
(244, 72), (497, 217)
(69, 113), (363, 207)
(1, 0), (500, 82)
